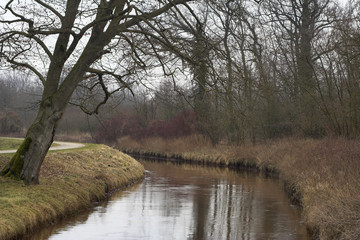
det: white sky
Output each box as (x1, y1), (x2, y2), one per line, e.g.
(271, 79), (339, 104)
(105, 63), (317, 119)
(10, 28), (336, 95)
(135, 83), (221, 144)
(339, 0), (350, 6)
(0, 0), (352, 9)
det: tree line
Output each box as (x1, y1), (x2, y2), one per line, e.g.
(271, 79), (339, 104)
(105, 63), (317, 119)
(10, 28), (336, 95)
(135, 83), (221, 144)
(0, 0), (358, 183)
(159, 0), (360, 143)
(100, 0), (360, 145)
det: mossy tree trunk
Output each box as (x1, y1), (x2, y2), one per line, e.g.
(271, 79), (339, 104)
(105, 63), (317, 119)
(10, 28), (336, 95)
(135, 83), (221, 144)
(0, 0), (190, 184)
(1, 97), (64, 184)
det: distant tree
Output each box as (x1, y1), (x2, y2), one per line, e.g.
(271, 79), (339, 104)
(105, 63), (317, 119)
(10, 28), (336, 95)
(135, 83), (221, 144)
(313, 1), (360, 137)
(162, 1), (223, 145)
(0, 108), (23, 134)
(153, 80), (188, 120)
(0, 0), (194, 184)
(261, 0), (333, 136)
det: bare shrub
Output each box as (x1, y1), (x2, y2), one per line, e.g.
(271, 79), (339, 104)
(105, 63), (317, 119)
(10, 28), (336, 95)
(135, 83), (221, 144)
(96, 110), (198, 144)
(94, 114), (143, 143)
(145, 110), (197, 139)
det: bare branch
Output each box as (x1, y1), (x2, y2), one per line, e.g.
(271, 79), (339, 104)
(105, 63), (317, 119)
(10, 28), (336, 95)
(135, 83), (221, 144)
(117, 0), (191, 32)
(6, 57), (45, 85)
(1, 31), (53, 59)
(87, 67), (135, 95)
(4, 0), (34, 29)
(72, 69), (135, 115)
(34, 0), (63, 20)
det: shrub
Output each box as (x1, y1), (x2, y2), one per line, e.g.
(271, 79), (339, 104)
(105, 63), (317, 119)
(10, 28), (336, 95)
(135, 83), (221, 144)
(145, 110), (197, 138)
(95, 110), (198, 143)
(94, 114), (144, 143)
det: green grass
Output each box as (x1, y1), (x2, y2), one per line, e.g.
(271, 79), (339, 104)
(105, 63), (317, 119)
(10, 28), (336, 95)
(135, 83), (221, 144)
(0, 138), (23, 150)
(0, 145), (145, 240)
(0, 137), (60, 151)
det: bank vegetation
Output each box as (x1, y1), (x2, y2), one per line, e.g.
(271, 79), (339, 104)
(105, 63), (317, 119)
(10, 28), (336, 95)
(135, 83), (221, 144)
(0, 145), (144, 240)
(117, 135), (360, 240)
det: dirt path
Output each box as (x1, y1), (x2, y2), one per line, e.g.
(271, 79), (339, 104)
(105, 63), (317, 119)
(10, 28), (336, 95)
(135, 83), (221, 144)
(0, 138), (85, 154)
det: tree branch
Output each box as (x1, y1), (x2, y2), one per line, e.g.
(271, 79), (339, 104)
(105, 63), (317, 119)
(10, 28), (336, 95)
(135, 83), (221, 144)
(34, 0), (63, 20)
(1, 31), (53, 60)
(6, 58), (46, 85)
(4, 0), (34, 29)
(87, 67), (135, 95)
(72, 69), (135, 115)
(117, 0), (191, 32)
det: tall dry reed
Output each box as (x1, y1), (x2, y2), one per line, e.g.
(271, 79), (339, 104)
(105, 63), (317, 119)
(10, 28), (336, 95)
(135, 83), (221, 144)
(117, 135), (360, 240)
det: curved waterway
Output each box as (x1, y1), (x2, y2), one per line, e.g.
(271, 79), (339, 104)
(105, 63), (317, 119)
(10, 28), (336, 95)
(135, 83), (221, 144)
(28, 161), (310, 240)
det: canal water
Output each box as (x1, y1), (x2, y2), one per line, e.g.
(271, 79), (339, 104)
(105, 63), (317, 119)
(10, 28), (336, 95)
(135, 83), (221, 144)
(28, 161), (310, 240)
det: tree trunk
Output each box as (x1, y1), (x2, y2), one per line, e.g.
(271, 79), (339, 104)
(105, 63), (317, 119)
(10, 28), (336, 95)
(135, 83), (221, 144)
(1, 97), (63, 184)
(0, 0), (193, 184)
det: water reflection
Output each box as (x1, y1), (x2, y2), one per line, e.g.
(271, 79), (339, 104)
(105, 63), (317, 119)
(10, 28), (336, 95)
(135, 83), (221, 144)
(28, 161), (310, 240)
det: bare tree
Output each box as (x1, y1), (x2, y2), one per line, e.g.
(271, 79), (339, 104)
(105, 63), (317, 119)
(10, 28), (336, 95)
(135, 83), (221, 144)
(261, 0), (333, 136)
(311, 1), (360, 137)
(0, 0), (193, 184)
(148, 0), (223, 145)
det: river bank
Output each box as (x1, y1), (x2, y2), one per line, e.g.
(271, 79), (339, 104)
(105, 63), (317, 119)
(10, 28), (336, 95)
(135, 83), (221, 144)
(0, 144), (145, 240)
(31, 160), (310, 239)
(117, 135), (360, 240)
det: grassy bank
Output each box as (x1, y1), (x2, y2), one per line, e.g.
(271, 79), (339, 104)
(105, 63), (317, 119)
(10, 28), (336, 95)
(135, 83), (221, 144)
(117, 135), (360, 240)
(0, 138), (23, 151)
(0, 137), (60, 151)
(0, 144), (145, 240)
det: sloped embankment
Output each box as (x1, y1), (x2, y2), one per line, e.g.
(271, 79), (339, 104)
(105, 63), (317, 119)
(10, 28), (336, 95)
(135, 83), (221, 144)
(0, 144), (144, 240)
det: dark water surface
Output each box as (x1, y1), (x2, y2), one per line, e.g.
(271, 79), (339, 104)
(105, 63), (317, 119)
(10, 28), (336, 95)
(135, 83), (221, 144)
(28, 161), (310, 240)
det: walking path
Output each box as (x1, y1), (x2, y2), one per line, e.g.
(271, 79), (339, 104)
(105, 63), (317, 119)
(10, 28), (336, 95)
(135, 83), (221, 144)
(0, 138), (85, 154)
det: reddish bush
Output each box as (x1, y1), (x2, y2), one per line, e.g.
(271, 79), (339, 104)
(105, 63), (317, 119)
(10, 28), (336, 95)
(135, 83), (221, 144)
(95, 110), (198, 143)
(94, 114), (144, 143)
(155, 110), (197, 138)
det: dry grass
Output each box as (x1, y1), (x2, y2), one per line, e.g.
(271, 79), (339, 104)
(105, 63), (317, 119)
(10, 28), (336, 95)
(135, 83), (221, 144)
(0, 145), (144, 240)
(117, 134), (212, 153)
(117, 135), (360, 240)
(54, 132), (94, 143)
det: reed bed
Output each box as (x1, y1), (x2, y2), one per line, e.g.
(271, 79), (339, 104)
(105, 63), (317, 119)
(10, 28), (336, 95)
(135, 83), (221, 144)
(117, 135), (360, 240)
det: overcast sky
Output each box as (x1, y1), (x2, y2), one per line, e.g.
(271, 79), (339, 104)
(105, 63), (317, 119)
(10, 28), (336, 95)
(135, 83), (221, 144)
(0, 0), (352, 8)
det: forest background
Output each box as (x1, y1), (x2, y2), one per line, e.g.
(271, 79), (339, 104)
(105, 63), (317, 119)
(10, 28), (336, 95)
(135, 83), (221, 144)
(1, 0), (359, 145)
